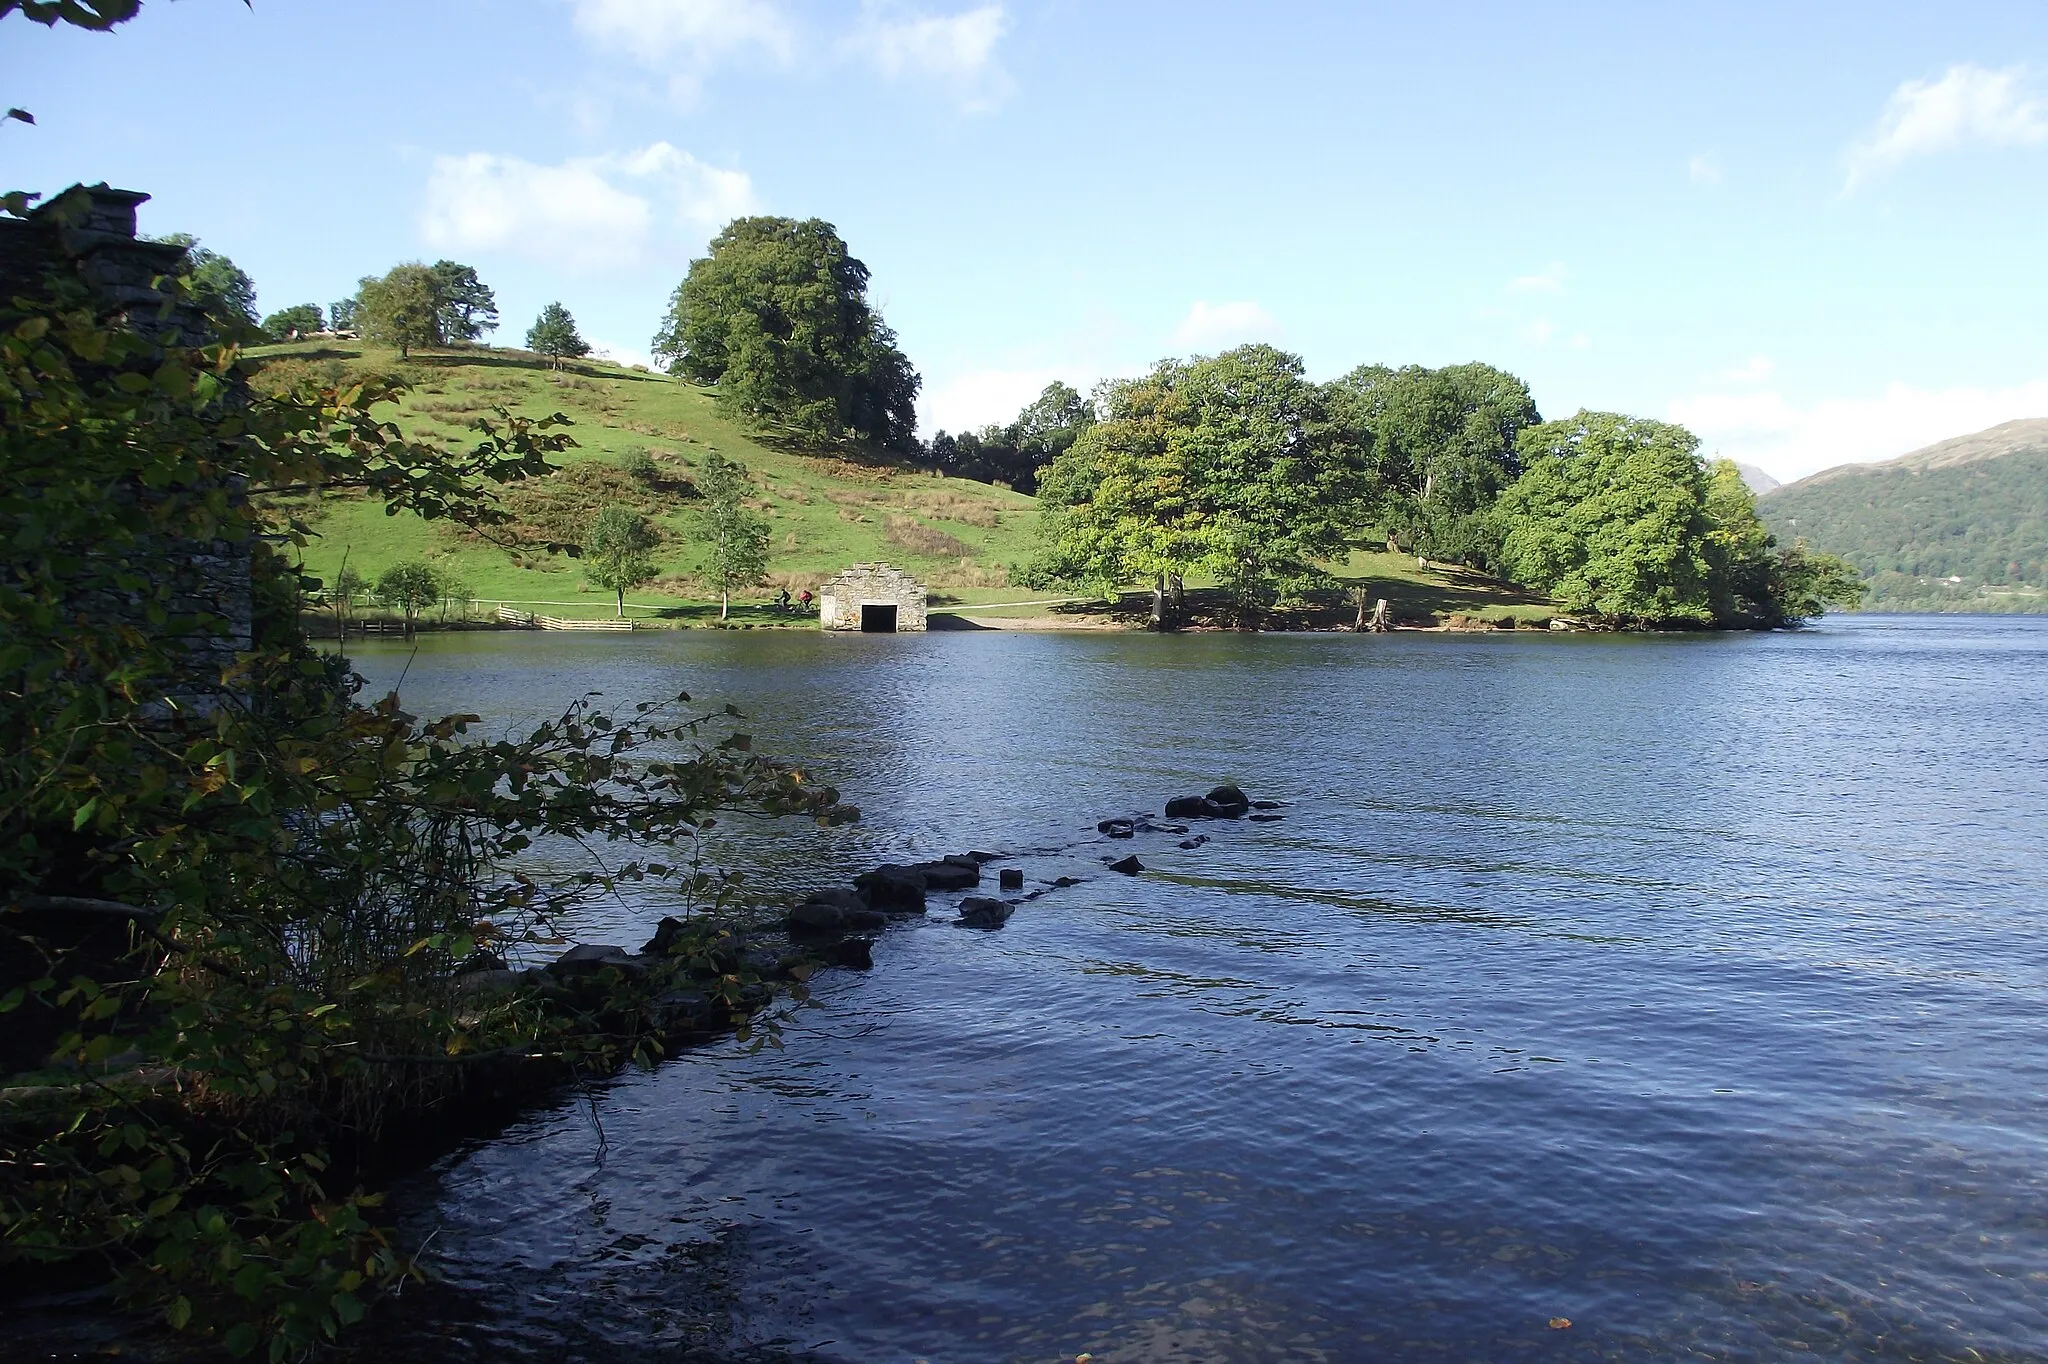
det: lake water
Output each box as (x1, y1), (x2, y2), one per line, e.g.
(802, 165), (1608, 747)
(340, 617), (2048, 1362)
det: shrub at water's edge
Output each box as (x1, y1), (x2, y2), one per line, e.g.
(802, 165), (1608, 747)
(1, 235), (850, 1357)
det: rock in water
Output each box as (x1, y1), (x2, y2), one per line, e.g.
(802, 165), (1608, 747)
(1204, 784), (1251, 815)
(1097, 818), (1136, 838)
(998, 867), (1024, 890)
(1177, 835), (1209, 850)
(547, 944), (645, 977)
(1107, 855), (1144, 875)
(909, 857), (981, 891)
(830, 938), (875, 969)
(957, 896), (1016, 928)
(1163, 795), (1209, 819)
(855, 865), (929, 911)
(1249, 812), (1284, 823)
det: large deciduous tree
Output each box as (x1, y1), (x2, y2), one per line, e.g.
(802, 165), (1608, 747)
(355, 264), (442, 357)
(931, 380), (1095, 493)
(1036, 345), (1368, 627)
(156, 232), (260, 339)
(651, 217), (921, 452)
(526, 301), (590, 370)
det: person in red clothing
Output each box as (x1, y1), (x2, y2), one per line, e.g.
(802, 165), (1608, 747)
(798, 589), (814, 614)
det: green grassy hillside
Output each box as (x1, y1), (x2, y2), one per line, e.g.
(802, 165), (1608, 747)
(257, 341), (1041, 620)
(1759, 419), (2048, 613)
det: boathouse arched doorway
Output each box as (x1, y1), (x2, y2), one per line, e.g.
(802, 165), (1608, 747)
(861, 603), (898, 633)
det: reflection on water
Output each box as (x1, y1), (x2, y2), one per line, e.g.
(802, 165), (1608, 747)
(340, 617), (2048, 1361)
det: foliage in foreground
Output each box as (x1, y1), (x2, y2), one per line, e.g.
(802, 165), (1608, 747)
(0, 233), (845, 1357)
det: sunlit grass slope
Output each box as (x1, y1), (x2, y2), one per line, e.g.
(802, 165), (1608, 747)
(256, 341), (1041, 618)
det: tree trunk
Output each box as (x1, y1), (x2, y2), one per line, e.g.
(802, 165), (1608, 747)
(1150, 575), (1165, 631)
(720, 584), (729, 621)
(1167, 573), (1184, 630)
(615, 586), (625, 618)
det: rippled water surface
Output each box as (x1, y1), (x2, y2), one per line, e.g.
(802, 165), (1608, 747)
(343, 617), (2048, 1362)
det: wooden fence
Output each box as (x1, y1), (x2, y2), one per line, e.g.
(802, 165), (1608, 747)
(496, 607), (636, 632)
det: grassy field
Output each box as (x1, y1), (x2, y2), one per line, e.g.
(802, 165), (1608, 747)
(259, 340), (1040, 621)
(262, 340), (1555, 629)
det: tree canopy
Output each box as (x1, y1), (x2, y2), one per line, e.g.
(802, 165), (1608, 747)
(930, 380), (1095, 493)
(583, 504), (659, 617)
(156, 232), (259, 339)
(260, 302), (323, 341)
(526, 301), (590, 370)
(651, 217), (920, 452)
(693, 452), (771, 619)
(354, 263), (441, 357)
(1036, 345), (1368, 625)
(430, 260), (497, 341)
(1325, 361), (1540, 566)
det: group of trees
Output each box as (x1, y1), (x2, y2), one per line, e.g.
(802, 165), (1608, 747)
(335, 260), (500, 357)
(927, 380), (1095, 493)
(581, 452), (769, 619)
(652, 217), (920, 452)
(1034, 344), (1861, 629)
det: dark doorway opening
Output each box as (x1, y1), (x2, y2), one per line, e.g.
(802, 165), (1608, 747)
(860, 603), (898, 633)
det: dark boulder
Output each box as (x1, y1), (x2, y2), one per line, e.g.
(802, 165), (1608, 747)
(1205, 784), (1251, 814)
(640, 916), (689, 956)
(787, 889), (886, 935)
(854, 866), (928, 912)
(1053, 876), (1080, 888)
(911, 857), (981, 891)
(966, 850), (1002, 864)
(547, 944), (645, 978)
(998, 867), (1024, 890)
(1107, 854), (1144, 875)
(957, 896), (1016, 928)
(1097, 818), (1136, 838)
(1177, 835), (1209, 850)
(457, 949), (509, 974)
(829, 938), (875, 969)
(1163, 795), (1209, 819)
(1249, 812), (1284, 823)
(1250, 799), (1282, 810)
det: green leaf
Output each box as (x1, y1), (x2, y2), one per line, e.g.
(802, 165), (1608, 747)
(71, 795), (98, 830)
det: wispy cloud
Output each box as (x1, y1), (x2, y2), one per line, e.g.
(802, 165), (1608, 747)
(570, 0), (795, 99)
(1845, 63), (2048, 189)
(1171, 299), (1279, 351)
(845, 2), (1011, 110)
(1667, 376), (2048, 482)
(1688, 153), (1723, 185)
(419, 143), (758, 271)
(1721, 354), (1774, 384)
(1508, 261), (1566, 294)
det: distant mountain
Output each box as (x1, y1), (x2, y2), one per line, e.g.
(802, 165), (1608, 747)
(1759, 419), (2048, 613)
(1735, 462), (1780, 495)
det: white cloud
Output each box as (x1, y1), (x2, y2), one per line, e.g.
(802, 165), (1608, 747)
(571, 0), (794, 97)
(1509, 261), (1566, 294)
(1525, 318), (1556, 345)
(1846, 63), (2048, 189)
(419, 143), (758, 271)
(1171, 299), (1279, 351)
(1688, 153), (1723, 185)
(1667, 377), (2048, 482)
(847, 2), (1010, 109)
(1721, 354), (1774, 384)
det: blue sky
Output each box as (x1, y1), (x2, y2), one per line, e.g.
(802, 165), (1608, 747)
(7, 0), (2048, 480)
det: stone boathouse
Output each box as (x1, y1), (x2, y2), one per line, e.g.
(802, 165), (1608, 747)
(819, 563), (928, 633)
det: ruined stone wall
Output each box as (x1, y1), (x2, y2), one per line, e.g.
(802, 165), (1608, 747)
(818, 562), (928, 632)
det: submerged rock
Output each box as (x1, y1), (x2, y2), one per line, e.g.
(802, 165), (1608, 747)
(998, 867), (1024, 890)
(1249, 812), (1284, 823)
(911, 857), (981, 891)
(829, 937), (875, 969)
(957, 896), (1016, 928)
(1106, 854), (1144, 875)
(787, 888), (887, 934)
(1177, 835), (1209, 850)
(1097, 818), (1136, 838)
